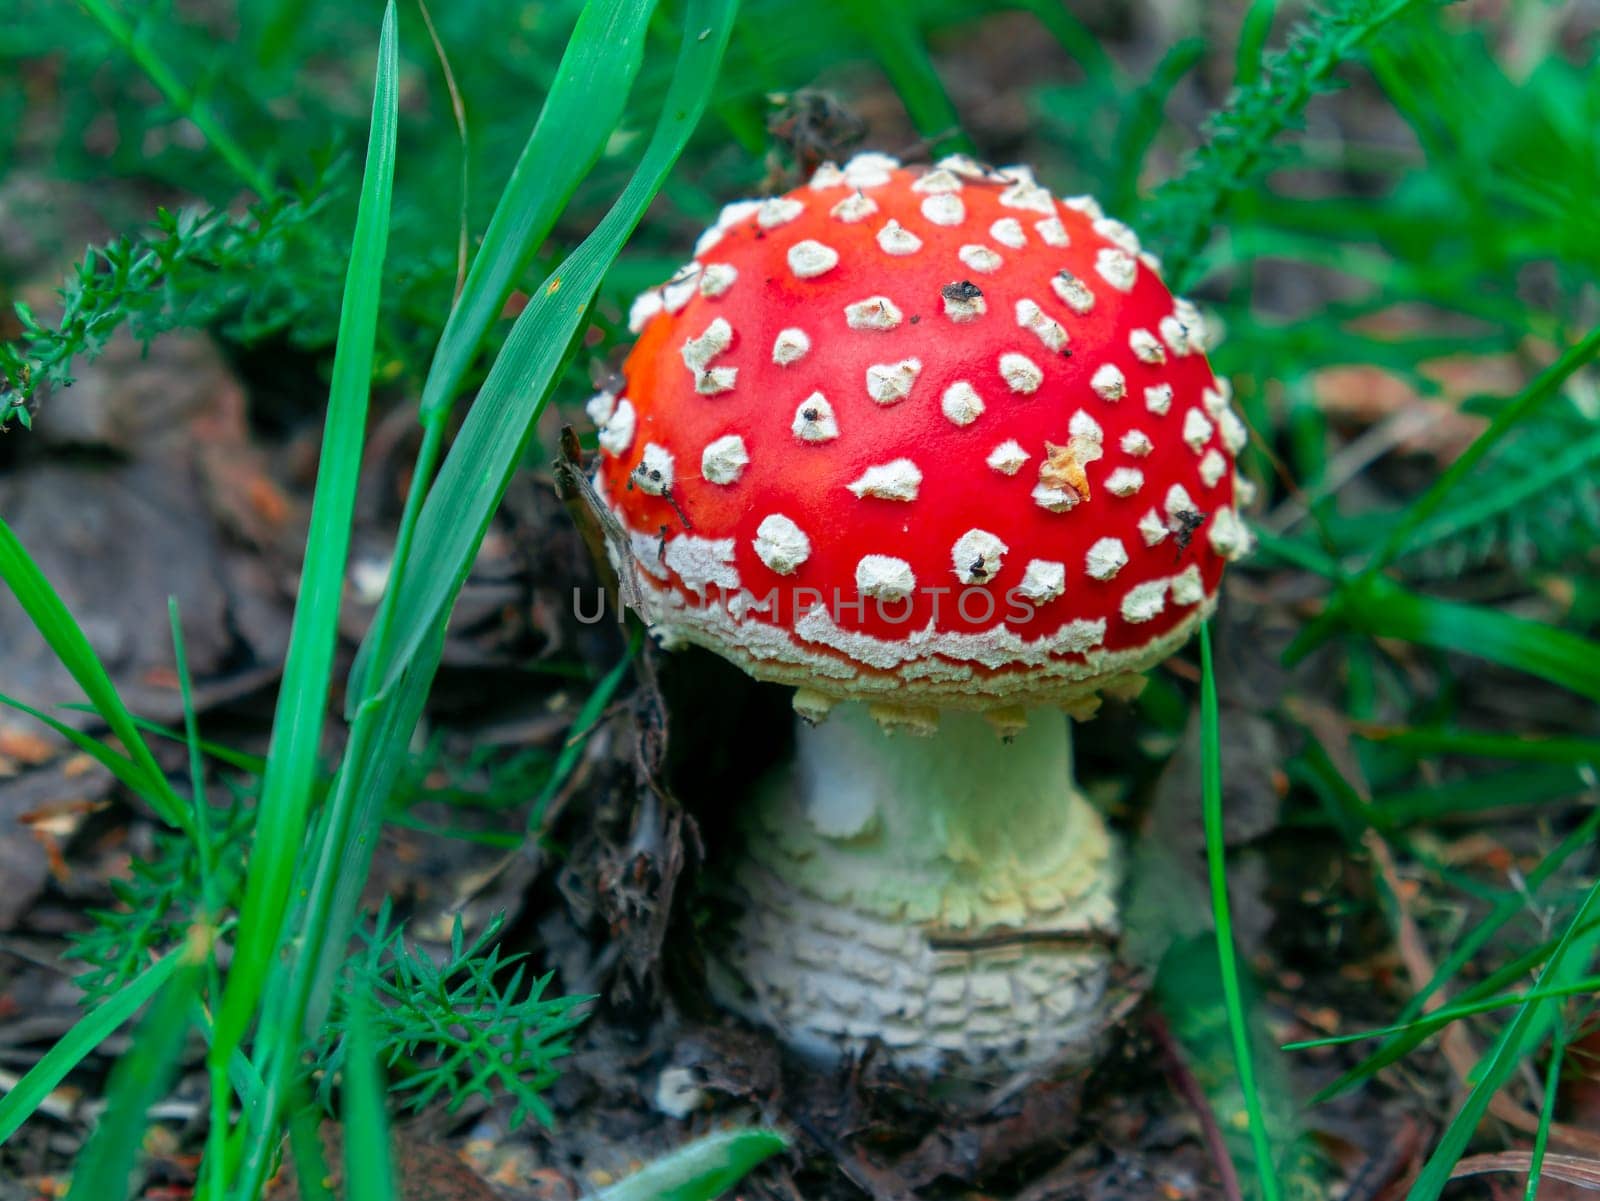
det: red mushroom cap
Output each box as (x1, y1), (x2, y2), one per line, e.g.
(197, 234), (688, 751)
(590, 154), (1253, 716)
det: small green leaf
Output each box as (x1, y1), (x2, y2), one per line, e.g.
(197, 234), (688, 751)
(593, 1128), (790, 1201)
(1334, 577), (1600, 704)
(0, 522), (187, 830)
(0, 947), (186, 1146)
(63, 956), (202, 1199)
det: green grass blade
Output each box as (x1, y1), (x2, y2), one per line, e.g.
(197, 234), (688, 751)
(1353, 725), (1600, 765)
(169, 598), (235, 1201)
(235, 638), (439, 1198)
(64, 956), (202, 1200)
(1364, 323), (1600, 575)
(245, 0), (314, 72)
(1408, 878), (1600, 1201)
(363, 0), (739, 702)
(1235, 0), (1280, 84)
(1334, 577), (1600, 704)
(1286, 972), (1600, 1053)
(168, 600), (217, 906)
(1392, 427), (1600, 563)
(1365, 764), (1587, 828)
(1306, 810), (1600, 1100)
(0, 519), (188, 830)
(63, 707), (269, 774)
(0, 946), (185, 1145)
(1526, 1019), (1567, 1200)
(73, 0), (273, 194)
(214, 0), (400, 1066)
(1199, 624), (1281, 1201)
(417, 0), (658, 422)
(1106, 38), (1206, 212)
(342, 989), (397, 1201)
(0, 690), (156, 799)
(1005, 0), (1115, 87)
(235, 7), (736, 1192)
(234, 10), (739, 1189)
(286, 1088), (336, 1201)
(593, 1128), (789, 1201)
(530, 627), (640, 831)
(838, 0), (969, 153)
(350, 0), (659, 711)
(349, 0), (664, 713)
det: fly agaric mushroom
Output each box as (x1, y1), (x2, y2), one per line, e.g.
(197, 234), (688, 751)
(587, 153), (1253, 1072)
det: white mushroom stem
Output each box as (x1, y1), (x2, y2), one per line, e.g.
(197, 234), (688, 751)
(712, 703), (1120, 1073)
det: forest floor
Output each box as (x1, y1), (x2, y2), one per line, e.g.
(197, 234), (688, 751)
(3, 2), (1599, 1199)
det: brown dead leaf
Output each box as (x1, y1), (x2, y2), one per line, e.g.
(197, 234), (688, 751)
(0, 728), (57, 767)
(0, 330), (293, 735)
(1452, 1151), (1600, 1191)
(1311, 352), (1523, 462)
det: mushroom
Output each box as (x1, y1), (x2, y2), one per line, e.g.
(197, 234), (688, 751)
(588, 154), (1253, 1073)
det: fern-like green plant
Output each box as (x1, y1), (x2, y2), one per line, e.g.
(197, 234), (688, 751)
(64, 792), (252, 1007)
(1139, 0), (1445, 290)
(1391, 394), (1600, 577)
(0, 182), (333, 429)
(316, 900), (591, 1128)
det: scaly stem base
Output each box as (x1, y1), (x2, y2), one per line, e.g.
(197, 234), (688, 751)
(712, 704), (1120, 1073)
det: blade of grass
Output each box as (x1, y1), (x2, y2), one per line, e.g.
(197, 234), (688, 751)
(360, 0), (737, 705)
(0, 690), (165, 802)
(64, 954), (202, 1200)
(1236, 0), (1280, 83)
(1391, 427), (1600, 563)
(74, 0), (274, 195)
(1005, 0), (1114, 87)
(417, 0), (657, 421)
(1408, 875), (1600, 1201)
(1332, 576), (1600, 704)
(1200, 623), (1282, 1201)
(0, 520), (187, 830)
(167, 602), (217, 910)
(286, 1086), (336, 1201)
(1105, 39), (1206, 212)
(351, 0), (660, 712)
(593, 1128), (790, 1201)
(1367, 764), (1587, 827)
(1307, 810), (1600, 1100)
(64, 707), (268, 774)
(0, 945), (185, 1145)
(342, 989), (396, 1201)
(530, 626), (641, 832)
(214, 0), (399, 1066)
(1526, 1018), (1568, 1200)
(168, 599), (233, 1201)
(1363, 323), (1600, 577)
(1353, 725), (1600, 765)
(836, 0), (970, 154)
(1286, 971), (1600, 1052)
(319, 0), (737, 1018)
(248, 0), (313, 73)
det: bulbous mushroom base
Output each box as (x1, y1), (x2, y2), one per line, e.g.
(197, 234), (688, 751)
(709, 704), (1120, 1074)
